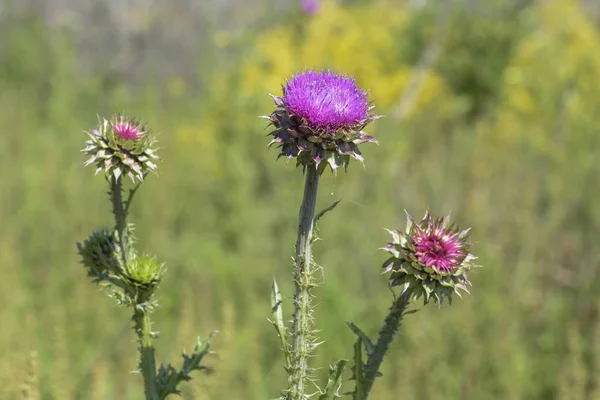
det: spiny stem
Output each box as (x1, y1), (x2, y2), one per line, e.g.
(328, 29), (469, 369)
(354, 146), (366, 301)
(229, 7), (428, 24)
(110, 176), (128, 265)
(362, 292), (411, 398)
(134, 307), (160, 400)
(110, 176), (159, 400)
(288, 165), (320, 399)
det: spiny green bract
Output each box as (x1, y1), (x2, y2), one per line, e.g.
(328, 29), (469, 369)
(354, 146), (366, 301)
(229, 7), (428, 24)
(77, 228), (122, 280)
(125, 254), (165, 291)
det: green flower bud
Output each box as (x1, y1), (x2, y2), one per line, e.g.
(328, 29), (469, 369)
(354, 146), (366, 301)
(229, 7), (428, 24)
(77, 229), (122, 280)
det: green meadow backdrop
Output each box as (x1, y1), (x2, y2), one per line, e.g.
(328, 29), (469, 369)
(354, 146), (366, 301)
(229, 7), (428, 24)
(2, 0), (600, 398)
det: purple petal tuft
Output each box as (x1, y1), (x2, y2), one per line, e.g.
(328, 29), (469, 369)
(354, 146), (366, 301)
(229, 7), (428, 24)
(283, 70), (370, 133)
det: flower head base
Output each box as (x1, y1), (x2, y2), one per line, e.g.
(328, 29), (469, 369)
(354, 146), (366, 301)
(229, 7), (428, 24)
(381, 211), (479, 305)
(83, 114), (159, 182)
(265, 70), (378, 173)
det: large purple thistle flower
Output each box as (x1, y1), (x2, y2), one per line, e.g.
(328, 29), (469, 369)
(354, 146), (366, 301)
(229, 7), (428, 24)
(283, 71), (369, 133)
(265, 70), (378, 173)
(381, 211), (479, 305)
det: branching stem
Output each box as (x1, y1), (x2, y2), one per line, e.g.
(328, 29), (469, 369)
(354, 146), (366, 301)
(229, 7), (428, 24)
(362, 292), (411, 398)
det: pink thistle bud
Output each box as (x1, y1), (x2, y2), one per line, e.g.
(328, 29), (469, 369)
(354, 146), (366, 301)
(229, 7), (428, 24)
(111, 116), (145, 141)
(82, 114), (159, 182)
(381, 211), (480, 305)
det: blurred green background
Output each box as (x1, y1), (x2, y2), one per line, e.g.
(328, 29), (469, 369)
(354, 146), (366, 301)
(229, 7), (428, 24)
(2, 0), (600, 398)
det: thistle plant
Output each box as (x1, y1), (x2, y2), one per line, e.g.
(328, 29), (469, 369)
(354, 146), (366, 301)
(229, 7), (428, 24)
(264, 70), (378, 399)
(264, 72), (480, 397)
(77, 114), (215, 400)
(347, 211), (479, 399)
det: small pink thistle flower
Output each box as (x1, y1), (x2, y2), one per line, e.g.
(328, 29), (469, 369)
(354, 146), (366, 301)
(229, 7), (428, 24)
(111, 117), (145, 141)
(412, 218), (466, 273)
(381, 211), (479, 305)
(83, 114), (159, 182)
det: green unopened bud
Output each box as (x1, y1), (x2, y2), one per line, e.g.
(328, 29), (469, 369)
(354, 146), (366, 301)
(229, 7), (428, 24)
(77, 229), (122, 280)
(124, 254), (165, 293)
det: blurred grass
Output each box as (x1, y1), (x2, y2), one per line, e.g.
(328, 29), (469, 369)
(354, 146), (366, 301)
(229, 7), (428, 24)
(1, 0), (600, 399)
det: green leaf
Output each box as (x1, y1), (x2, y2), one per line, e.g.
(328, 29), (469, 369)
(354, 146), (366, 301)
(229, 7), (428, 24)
(271, 278), (285, 330)
(318, 359), (348, 400)
(156, 331), (217, 399)
(346, 322), (375, 356)
(269, 277), (290, 366)
(351, 338), (365, 400)
(315, 199), (342, 225)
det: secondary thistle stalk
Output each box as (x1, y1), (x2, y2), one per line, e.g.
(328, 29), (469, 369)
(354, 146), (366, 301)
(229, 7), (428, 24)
(110, 175), (159, 400)
(80, 114), (214, 399)
(354, 211), (479, 396)
(289, 165), (320, 399)
(362, 293), (411, 398)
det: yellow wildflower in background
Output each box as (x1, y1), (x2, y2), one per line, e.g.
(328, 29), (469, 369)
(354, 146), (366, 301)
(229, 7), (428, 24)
(238, 0), (448, 114)
(496, 0), (600, 156)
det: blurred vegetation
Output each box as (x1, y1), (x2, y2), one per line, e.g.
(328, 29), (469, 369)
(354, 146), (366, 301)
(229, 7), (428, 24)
(1, 0), (600, 398)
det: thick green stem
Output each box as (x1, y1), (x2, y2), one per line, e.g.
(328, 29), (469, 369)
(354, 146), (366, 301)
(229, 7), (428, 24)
(134, 307), (160, 400)
(362, 293), (411, 398)
(110, 176), (159, 400)
(288, 166), (320, 399)
(110, 176), (128, 265)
